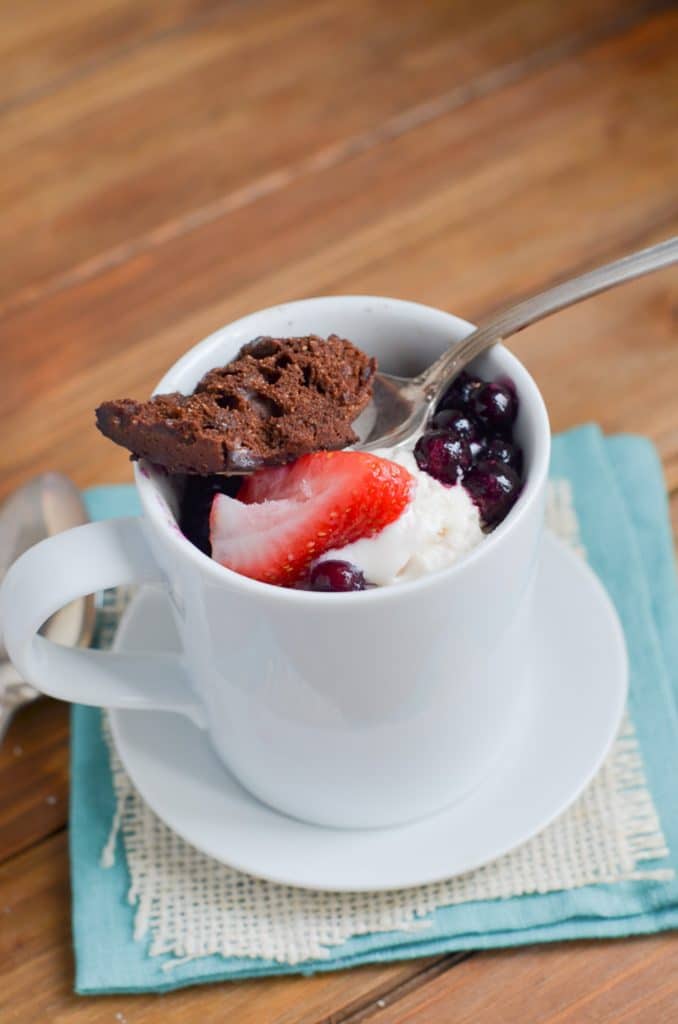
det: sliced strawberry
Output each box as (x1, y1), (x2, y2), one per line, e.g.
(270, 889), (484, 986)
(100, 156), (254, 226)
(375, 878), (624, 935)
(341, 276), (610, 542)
(209, 451), (414, 586)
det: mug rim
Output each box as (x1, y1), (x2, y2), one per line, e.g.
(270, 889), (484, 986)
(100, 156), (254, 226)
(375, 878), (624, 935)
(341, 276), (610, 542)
(135, 295), (551, 603)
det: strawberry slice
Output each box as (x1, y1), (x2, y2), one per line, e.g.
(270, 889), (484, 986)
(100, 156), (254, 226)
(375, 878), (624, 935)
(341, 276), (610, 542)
(209, 451), (414, 586)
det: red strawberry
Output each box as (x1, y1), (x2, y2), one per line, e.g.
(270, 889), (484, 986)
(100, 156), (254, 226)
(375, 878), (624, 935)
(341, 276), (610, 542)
(209, 451), (414, 586)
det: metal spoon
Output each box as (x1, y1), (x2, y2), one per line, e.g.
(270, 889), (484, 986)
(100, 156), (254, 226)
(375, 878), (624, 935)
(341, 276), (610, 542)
(355, 236), (678, 452)
(0, 473), (96, 744)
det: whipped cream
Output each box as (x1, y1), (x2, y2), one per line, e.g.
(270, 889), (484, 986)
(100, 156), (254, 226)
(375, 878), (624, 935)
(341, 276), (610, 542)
(323, 448), (484, 585)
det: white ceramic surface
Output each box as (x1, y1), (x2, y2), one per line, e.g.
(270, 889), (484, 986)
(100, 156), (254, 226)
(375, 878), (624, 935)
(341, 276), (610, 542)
(110, 531), (628, 891)
(0, 296), (550, 828)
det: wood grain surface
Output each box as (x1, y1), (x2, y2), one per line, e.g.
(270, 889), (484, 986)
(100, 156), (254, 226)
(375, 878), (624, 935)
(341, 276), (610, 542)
(1, 0), (677, 1020)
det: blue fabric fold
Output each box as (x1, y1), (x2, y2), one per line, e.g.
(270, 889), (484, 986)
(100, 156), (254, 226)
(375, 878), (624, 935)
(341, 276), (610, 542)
(71, 427), (678, 993)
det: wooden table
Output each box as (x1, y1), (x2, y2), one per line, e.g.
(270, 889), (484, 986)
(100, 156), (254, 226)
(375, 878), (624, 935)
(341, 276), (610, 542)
(1, 1), (677, 1020)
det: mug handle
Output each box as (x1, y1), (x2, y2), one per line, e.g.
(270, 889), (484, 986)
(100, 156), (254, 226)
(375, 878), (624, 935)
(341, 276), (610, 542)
(0, 517), (205, 727)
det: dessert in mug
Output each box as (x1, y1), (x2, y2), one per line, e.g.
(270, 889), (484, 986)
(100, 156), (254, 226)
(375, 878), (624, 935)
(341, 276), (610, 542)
(96, 335), (523, 591)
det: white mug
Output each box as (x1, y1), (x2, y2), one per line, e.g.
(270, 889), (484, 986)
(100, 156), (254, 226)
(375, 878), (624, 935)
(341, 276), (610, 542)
(1, 297), (550, 829)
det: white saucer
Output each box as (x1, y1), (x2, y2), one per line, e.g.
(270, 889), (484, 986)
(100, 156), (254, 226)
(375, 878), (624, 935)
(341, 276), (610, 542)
(109, 532), (627, 891)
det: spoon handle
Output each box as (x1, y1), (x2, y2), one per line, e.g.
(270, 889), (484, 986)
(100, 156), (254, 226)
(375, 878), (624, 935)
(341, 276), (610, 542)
(421, 236), (678, 397)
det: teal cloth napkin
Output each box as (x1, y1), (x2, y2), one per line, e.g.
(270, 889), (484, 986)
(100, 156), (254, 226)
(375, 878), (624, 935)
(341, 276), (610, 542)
(71, 426), (678, 993)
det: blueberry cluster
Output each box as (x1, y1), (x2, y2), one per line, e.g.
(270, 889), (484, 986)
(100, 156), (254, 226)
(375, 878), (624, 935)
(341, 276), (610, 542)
(414, 371), (523, 529)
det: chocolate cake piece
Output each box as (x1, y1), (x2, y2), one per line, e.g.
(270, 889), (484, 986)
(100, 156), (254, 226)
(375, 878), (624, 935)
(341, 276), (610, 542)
(95, 335), (376, 474)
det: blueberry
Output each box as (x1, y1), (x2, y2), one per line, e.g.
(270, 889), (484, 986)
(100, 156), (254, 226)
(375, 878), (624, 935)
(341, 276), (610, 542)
(430, 407), (479, 441)
(471, 382), (518, 434)
(464, 460), (521, 528)
(414, 431), (472, 485)
(309, 560), (366, 592)
(437, 372), (484, 411)
(484, 438), (523, 474)
(498, 375), (518, 398)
